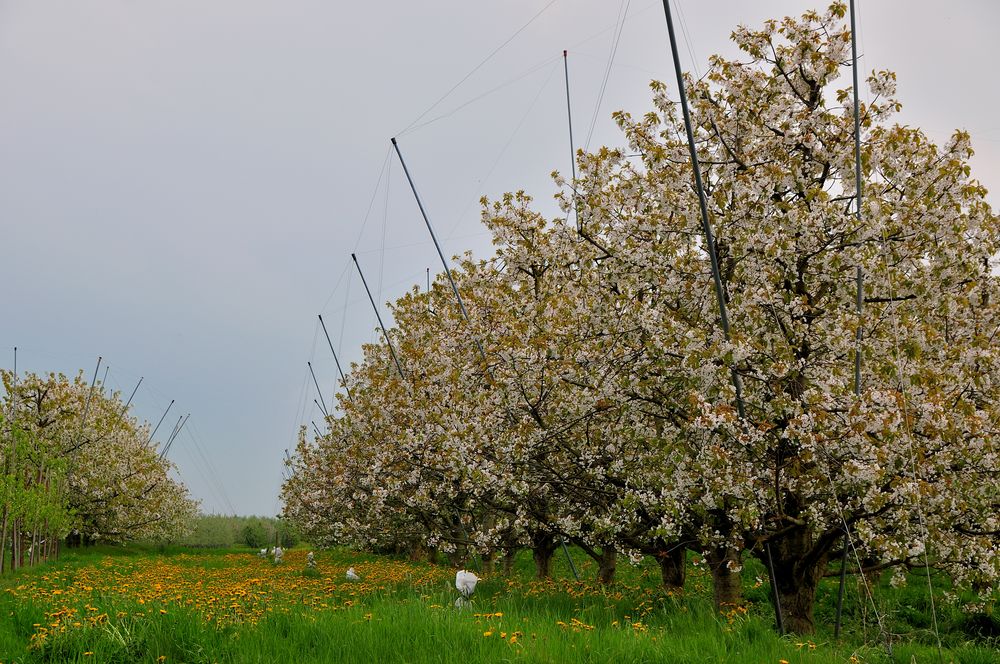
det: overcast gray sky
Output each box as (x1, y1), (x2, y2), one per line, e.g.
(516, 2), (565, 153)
(2, 1), (997, 516)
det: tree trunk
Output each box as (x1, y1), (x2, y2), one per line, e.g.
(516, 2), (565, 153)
(531, 534), (557, 579)
(656, 546), (686, 591)
(763, 527), (831, 635)
(12, 522), (21, 571)
(707, 546), (742, 611)
(502, 550), (517, 576)
(596, 546), (617, 585)
(446, 548), (466, 568)
(480, 551), (495, 577)
(0, 509), (8, 574)
(775, 575), (820, 635)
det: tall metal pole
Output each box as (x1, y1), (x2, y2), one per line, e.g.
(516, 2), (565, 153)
(307, 362), (330, 418)
(146, 399), (174, 446)
(563, 49), (580, 233)
(836, 0), (866, 639)
(318, 315), (352, 402)
(390, 138), (490, 373)
(661, 0), (745, 419)
(160, 414), (189, 460)
(163, 415), (183, 452)
(850, 1), (863, 237)
(8, 347), (16, 419)
(118, 377), (143, 420)
(766, 542), (785, 635)
(72, 357), (103, 450)
(560, 539), (579, 581)
(835, 268), (863, 640)
(352, 252), (405, 380)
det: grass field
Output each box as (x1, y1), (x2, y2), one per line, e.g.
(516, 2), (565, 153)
(0, 545), (996, 663)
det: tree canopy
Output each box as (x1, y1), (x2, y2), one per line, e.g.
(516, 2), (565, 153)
(283, 2), (999, 634)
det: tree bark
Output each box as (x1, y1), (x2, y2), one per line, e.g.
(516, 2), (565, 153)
(480, 551), (495, 577)
(656, 546), (686, 590)
(446, 548), (466, 568)
(596, 546), (617, 585)
(763, 527), (831, 635)
(0, 509), (8, 574)
(775, 575), (821, 635)
(408, 542), (426, 562)
(531, 533), (557, 579)
(502, 549), (517, 576)
(707, 546), (742, 611)
(12, 522), (21, 571)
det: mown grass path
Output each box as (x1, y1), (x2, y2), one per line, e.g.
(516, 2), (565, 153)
(0, 546), (995, 662)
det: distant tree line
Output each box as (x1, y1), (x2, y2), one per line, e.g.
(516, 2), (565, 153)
(177, 514), (299, 549)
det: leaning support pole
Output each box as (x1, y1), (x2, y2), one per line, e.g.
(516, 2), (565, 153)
(72, 357), (103, 449)
(9, 347), (17, 417)
(162, 415), (184, 455)
(307, 362), (331, 418)
(765, 542), (785, 635)
(161, 414), (189, 460)
(390, 137), (491, 374)
(318, 315), (352, 402)
(560, 539), (580, 581)
(146, 399), (175, 446)
(660, 0), (745, 419)
(118, 377), (143, 420)
(563, 49), (580, 232)
(352, 252), (405, 380)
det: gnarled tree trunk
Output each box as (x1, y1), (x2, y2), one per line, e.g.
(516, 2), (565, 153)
(762, 525), (832, 635)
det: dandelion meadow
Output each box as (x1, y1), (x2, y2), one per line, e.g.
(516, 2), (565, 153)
(0, 545), (995, 663)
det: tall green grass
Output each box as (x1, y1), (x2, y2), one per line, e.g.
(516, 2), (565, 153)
(0, 545), (995, 663)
